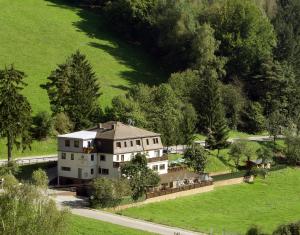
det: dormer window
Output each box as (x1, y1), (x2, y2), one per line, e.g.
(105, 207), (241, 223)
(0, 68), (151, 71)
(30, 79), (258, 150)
(136, 140), (141, 146)
(153, 138), (159, 144)
(124, 141), (127, 147)
(146, 139), (149, 145)
(130, 141), (133, 147)
(116, 142), (121, 148)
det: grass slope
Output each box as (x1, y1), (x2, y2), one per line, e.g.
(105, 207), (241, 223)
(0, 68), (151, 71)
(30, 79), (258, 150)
(69, 214), (154, 235)
(0, 0), (165, 113)
(120, 168), (300, 234)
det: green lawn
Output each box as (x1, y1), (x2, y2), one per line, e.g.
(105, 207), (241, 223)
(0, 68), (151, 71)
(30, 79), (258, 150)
(0, 138), (57, 159)
(120, 168), (300, 234)
(69, 214), (154, 235)
(195, 130), (269, 141)
(0, 0), (165, 113)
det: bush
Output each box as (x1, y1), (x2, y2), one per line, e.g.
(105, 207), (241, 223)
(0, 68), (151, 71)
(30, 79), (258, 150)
(31, 111), (53, 140)
(0, 161), (20, 176)
(273, 221), (300, 235)
(53, 112), (73, 134)
(32, 169), (48, 189)
(285, 135), (300, 165)
(90, 177), (131, 208)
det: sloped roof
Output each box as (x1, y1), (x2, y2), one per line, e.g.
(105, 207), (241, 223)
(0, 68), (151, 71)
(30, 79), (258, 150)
(89, 121), (161, 140)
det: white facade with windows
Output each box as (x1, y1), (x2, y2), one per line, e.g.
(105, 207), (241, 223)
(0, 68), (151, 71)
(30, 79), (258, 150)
(57, 122), (168, 182)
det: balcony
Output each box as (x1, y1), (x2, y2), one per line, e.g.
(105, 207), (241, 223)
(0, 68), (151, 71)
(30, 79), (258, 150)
(82, 147), (96, 154)
(147, 155), (168, 163)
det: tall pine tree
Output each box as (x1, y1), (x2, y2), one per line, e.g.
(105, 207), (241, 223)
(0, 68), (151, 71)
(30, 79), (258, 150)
(0, 65), (32, 162)
(42, 51), (101, 130)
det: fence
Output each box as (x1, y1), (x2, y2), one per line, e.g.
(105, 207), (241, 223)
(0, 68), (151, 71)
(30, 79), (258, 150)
(146, 180), (213, 199)
(0, 156), (57, 166)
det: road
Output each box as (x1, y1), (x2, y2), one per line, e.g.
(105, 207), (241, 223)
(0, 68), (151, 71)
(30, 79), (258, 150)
(166, 135), (284, 154)
(52, 193), (203, 235)
(0, 155), (57, 166)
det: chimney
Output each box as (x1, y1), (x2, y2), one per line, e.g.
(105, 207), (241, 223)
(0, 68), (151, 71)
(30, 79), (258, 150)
(112, 124), (116, 130)
(97, 123), (102, 129)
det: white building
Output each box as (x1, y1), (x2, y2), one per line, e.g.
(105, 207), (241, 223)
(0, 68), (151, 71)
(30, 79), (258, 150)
(57, 121), (168, 183)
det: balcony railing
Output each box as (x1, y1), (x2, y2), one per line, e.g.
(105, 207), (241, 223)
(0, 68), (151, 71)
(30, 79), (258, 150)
(147, 155), (168, 163)
(82, 147), (96, 154)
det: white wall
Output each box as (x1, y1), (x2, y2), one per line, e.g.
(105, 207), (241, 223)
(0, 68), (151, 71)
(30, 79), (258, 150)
(147, 160), (168, 175)
(58, 151), (97, 180)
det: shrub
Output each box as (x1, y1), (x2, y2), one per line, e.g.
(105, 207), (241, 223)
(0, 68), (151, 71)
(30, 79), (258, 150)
(32, 169), (48, 189)
(31, 111), (53, 140)
(90, 177), (130, 208)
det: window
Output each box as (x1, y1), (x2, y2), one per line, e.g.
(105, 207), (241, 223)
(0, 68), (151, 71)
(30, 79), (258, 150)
(160, 164), (165, 170)
(130, 141), (133, 147)
(124, 141), (127, 147)
(91, 168), (94, 175)
(146, 139), (149, 145)
(65, 140), (70, 147)
(136, 140), (141, 146)
(121, 155), (124, 162)
(74, 140), (79, 148)
(155, 150), (160, 157)
(100, 155), (106, 161)
(152, 165), (158, 171)
(91, 154), (94, 161)
(116, 142), (121, 148)
(61, 153), (66, 159)
(71, 154), (74, 160)
(61, 167), (71, 171)
(113, 162), (120, 168)
(98, 167), (101, 174)
(88, 141), (91, 148)
(116, 155), (120, 161)
(153, 138), (159, 144)
(102, 169), (109, 175)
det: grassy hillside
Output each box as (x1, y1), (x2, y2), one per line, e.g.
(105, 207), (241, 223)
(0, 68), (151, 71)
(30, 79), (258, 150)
(0, 0), (165, 113)
(120, 168), (300, 234)
(69, 215), (154, 235)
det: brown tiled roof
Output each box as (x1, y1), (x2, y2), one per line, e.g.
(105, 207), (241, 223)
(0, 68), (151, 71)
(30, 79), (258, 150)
(88, 121), (160, 140)
(159, 170), (199, 184)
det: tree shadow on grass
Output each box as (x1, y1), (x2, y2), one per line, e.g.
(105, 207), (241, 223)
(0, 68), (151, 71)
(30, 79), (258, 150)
(45, 0), (166, 88)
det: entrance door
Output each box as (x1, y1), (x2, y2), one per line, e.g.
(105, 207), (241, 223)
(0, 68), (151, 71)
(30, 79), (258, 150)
(78, 168), (82, 179)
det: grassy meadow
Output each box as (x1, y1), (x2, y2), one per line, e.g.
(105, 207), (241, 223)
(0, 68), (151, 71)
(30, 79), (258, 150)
(0, 0), (165, 113)
(69, 214), (154, 235)
(120, 168), (300, 234)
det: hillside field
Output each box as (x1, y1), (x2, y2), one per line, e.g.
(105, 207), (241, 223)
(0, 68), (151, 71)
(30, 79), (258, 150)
(120, 168), (300, 234)
(0, 0), (165, 113)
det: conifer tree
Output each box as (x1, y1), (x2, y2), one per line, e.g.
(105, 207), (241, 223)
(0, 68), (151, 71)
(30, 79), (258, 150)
(0, 65), (32, 162)
(43, 50), (101, 130)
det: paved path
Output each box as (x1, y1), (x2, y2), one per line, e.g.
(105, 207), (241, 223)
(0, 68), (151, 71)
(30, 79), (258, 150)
(52, 193), (203, 235)
(71, 207), (203, 235)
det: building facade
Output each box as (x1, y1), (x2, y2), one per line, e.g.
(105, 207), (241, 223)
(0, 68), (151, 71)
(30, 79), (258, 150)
(57, 121), (168, 183)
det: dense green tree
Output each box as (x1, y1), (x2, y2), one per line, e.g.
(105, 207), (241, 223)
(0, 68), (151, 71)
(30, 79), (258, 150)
(180, 103), (198, 145)
(285, 134), (300, 165)
(0, 174), (69, 235)
(183, 144), (208, 174)
(221, 83), (245, 130)
(266, 110), (286, 147)
(239, 102), (265, 133)
(0, 65), (32, 162)
(229, 141), (247, 169)
(31, 111), (53, 140)
(121, 153), (160, 201)
(42, 51), (101, 130)
(256, 146), (273, 164)
(204, 0), (276, 81)
(90, 177), (131, 208)
(273, 0), (300, 77)
(53, 112), (73, 134)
